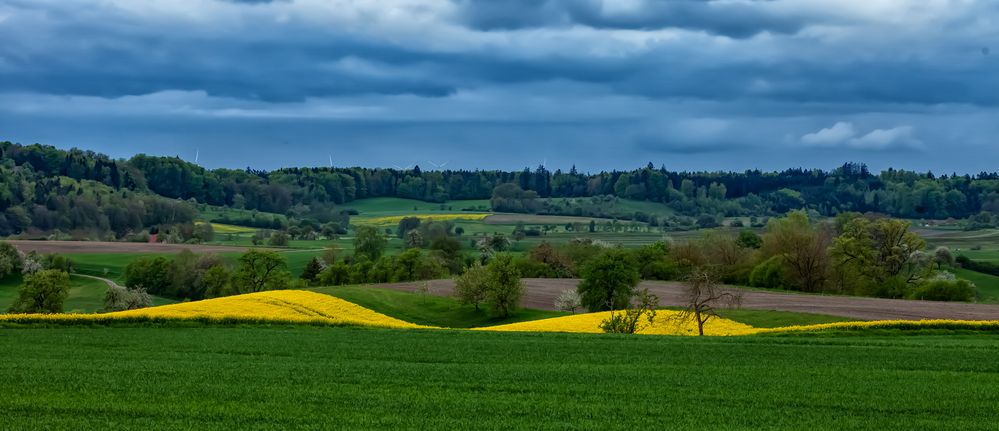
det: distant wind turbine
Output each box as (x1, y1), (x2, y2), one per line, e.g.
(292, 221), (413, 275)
(427, 160), (449, 169)
(329, 154), (334, 168)
(195, 149), (200, 164)
(392, 163), (415, 170)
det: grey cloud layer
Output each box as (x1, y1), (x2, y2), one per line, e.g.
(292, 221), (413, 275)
(0, 0), (997, 171)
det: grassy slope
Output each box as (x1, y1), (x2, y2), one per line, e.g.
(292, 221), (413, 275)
(949, 267), (999, 303)
(310, 285), (852, 329)
(0, 274), (175, 313)
(309, 285), (566, 328)
(715, 308), (853, 328)
(1, 327), (997, 430)
(345, 197), (491, 216)
(69, 250), (323, 282)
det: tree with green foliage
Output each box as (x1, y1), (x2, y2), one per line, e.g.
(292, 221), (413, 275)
(232, 250), (290, 293)
(203, 265), (232, 298)
(124, 256), (173, 296)
(300, 257), (324, 285)
(454, 262), (489, 311)
(761, 211), (832, 292)
(393, 249), (446, 282)
(353, 225), (388, 261)
(0, 241), (22, 279)
(397, 216), (421, 238)
(404, 229), (424, 249)
(8, 269), (70, 314)
(736, 230), (763, 249)
(577, 248), (640, 311)
(830, 216), (930, 294)
(933, 246), (955, 269)
(269, 230), (290, 247)
(485, 255), (523, 318)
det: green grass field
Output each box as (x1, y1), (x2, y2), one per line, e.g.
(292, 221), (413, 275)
(310, 285), (567, 328)
(313, 285), (854, 329)
(345, 197), (491, 215)
(949, 267), (999, 303)
(0, 274), (175, 313)
(68, 250), (324, 284)
(1, 327), (997, 430)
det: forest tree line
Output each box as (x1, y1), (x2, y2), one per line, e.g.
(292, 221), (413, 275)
(6, 141), (999, 237)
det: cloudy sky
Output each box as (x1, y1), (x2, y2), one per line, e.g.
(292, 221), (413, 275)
(1, 0), (997, 172)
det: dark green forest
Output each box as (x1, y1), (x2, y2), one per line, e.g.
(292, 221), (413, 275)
(4, 140), (999, 237)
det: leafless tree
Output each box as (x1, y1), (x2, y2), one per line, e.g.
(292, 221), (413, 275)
(675, 269), (742, 336)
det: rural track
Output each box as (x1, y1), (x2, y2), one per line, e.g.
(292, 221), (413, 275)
(371, 278), (999, 321)
(73, 273), (125, 290)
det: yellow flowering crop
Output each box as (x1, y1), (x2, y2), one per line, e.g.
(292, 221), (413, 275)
(208, 223), (258, 234)
(361, 213), (490, 225)
(0, 290), (428, 329)
(756, 319), (999, 334)
(476, 310), (757, 336)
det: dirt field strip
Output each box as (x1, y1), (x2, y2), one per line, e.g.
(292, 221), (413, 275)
(372, 278), (999, 321)
(7, 240), (254, 254)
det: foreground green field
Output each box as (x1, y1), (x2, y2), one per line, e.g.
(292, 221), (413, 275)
(1, 327), (996, 430)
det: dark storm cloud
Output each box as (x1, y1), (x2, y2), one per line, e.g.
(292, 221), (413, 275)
(1, 0), (999, 171)
(451, 0), (808, 38)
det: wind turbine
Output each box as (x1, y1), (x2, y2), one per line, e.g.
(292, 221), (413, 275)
(194, 149), (200, 164)
(392, 163), (415, 170)
(427, 160), (449, 169)
(329, 154), (334, 168)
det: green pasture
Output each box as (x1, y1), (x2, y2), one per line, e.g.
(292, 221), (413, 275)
(949, 267), (999, 303)
(1, 327), (997, 430)
(0, 273), (175, 313)
(311, 285), (567, 328)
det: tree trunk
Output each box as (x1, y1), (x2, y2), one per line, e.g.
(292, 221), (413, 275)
(694, 308), (704, 336)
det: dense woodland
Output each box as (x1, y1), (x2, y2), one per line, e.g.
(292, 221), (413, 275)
(5, 141), (999, 237)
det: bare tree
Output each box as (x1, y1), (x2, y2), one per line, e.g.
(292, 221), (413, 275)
(676, 269), (742, 336)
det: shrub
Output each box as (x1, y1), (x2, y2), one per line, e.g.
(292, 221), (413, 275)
(910, 278), (975, 302)
(9, 269), (70, 314)
(103, 285), (152, 312)
(599, 288), (658, 334)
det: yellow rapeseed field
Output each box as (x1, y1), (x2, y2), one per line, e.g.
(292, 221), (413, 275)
(477, 310), (758, 336)
(208, 222), (258, 234)
(756, 319), (999, 334)
(0, 290), (427, 329)
(4, 289), (997, 336)
(362, 213), (491, 225)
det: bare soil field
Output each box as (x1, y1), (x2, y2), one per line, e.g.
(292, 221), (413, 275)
(6, 240), (252, 254)
(375, 278), (999, 321)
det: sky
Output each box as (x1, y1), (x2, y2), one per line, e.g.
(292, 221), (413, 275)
(0, 0), (997, 173)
